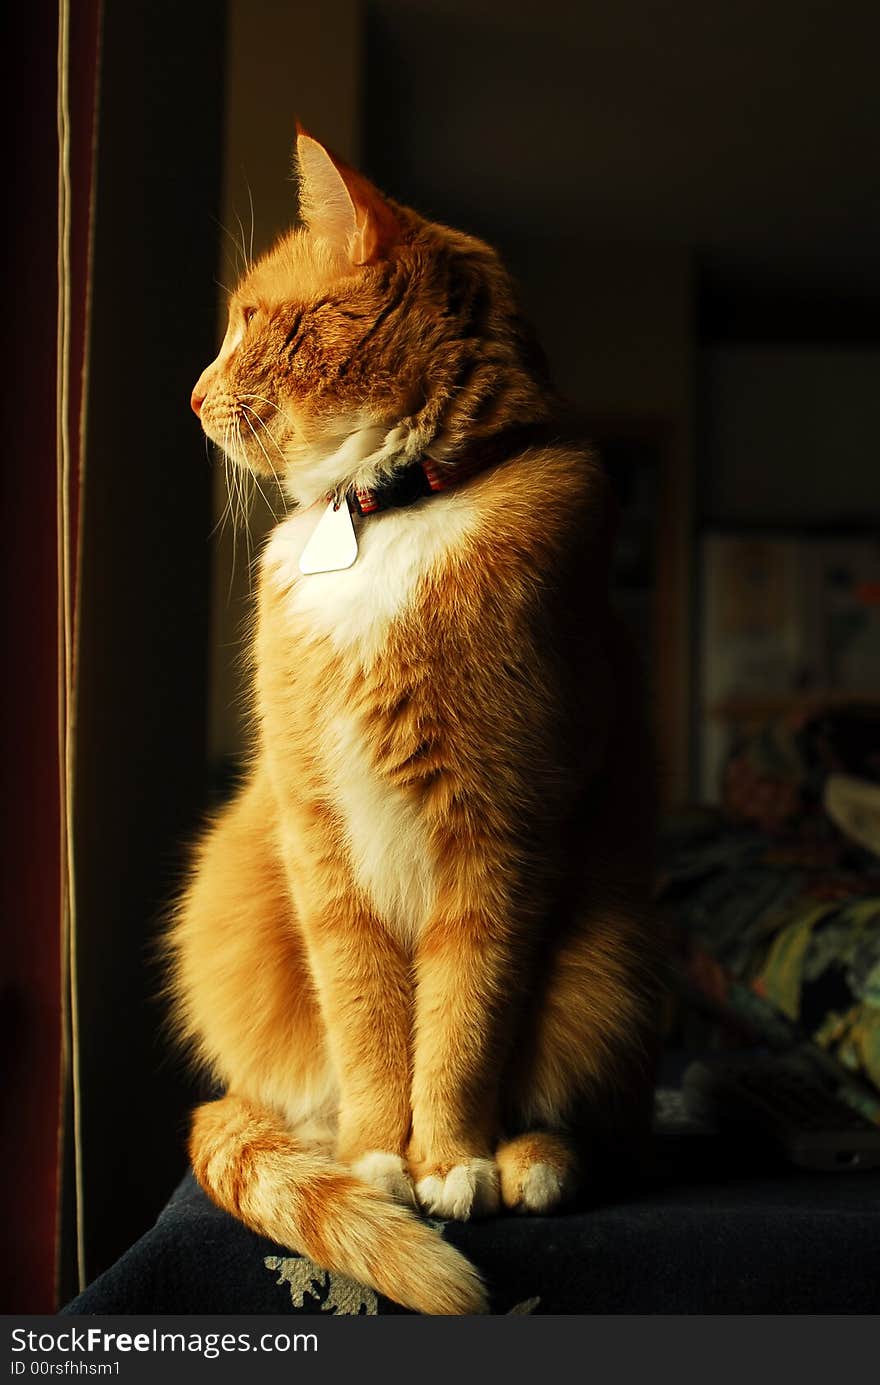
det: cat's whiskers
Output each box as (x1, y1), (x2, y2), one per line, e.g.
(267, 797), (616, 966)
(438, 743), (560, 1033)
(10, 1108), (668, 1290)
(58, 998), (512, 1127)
(227, 423), (253, 580)
(239, 391), (283, 416)
(239, 392), (308, 458)
(240, 408), (289, 516)
(212, 214), (249, 279)
(232, 420), (256, 587)
(208, 434), (235, 543)
(245, 178), (255, 270)
(227, 421), (248, 595)
(219, 425), (236, 601)
(238, 400), (286, 460)
(229, 431), (246, 546)
(238, 413), (282, 518)
(234, 206), (251, 275)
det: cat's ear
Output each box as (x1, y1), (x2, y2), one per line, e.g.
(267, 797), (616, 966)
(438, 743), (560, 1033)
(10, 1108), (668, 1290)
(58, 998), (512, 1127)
(295, 128), (398, 265)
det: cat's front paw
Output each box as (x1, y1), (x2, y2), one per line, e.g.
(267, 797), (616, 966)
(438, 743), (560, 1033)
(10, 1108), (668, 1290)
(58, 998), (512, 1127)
(349, 1150), (417, 1207)
(413, 1158), (500, 1220)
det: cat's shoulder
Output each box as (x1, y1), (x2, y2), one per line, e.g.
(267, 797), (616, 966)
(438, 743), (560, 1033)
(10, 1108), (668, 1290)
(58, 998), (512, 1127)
(472, 441), (612, 560)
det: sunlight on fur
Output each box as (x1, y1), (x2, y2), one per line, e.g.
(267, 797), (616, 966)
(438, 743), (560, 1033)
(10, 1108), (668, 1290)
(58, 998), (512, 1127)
(166, 129), (660, 1315)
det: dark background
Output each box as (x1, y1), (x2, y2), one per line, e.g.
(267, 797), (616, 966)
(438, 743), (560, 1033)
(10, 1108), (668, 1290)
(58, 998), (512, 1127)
(4, 0), (878, 1310)
(366, 0), (880, 339)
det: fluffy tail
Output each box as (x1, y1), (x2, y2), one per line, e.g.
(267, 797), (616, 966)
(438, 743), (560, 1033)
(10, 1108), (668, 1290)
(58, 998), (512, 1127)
(189, 1095), (487, 1315)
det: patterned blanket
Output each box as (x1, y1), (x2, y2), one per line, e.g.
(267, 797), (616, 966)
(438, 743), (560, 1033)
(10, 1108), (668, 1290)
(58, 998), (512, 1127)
(660, 810), (880, 1119)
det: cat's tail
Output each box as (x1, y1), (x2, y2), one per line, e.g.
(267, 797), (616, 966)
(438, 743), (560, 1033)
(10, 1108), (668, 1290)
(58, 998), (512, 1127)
(189, 1094), (487, 1316)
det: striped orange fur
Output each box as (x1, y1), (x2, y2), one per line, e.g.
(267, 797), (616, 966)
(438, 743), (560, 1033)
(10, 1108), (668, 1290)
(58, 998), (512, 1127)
(167, 132), (660, 1314)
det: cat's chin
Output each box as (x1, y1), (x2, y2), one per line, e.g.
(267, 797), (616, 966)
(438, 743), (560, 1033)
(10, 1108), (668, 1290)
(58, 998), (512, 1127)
(282, 418), (410, 510)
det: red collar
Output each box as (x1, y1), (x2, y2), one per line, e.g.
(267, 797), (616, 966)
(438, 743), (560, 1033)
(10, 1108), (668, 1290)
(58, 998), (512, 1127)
(349, 422), (554, 516)
(350, 453), (485, 516)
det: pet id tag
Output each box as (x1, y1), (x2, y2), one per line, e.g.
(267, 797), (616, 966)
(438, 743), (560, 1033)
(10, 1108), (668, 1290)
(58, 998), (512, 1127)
(299, 496), (358, 574)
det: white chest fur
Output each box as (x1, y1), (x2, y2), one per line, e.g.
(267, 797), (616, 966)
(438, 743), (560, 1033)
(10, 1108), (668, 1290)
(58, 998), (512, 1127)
(262, 493), (477, 943)
(263, 491), (475, 659)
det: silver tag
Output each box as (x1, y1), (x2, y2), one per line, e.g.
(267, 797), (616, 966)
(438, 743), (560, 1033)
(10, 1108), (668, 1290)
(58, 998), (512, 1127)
(298, 498), (358, 575)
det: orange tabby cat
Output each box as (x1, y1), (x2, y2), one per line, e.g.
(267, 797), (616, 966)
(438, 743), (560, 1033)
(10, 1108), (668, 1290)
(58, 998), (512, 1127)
(167, 130), (659, 1315)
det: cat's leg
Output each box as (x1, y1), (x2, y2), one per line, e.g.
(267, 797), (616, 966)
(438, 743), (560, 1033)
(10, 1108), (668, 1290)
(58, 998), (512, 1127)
(406, 889), (529, 1220)
(277, 807), (417, 1205)
(499, 903), (659, 1214)
(168, 769), (333, 1124)
(404, 829), (656, 1219)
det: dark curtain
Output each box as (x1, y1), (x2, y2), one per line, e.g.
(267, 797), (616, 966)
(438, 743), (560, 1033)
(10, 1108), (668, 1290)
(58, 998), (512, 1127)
(1, 0), (100, 1313)
(0, 0), (226, 1310)
(66, 0), (226, 1298)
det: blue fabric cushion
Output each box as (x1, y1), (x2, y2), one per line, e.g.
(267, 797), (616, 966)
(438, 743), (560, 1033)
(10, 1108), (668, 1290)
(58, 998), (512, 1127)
(63, 1092), (880, 1315)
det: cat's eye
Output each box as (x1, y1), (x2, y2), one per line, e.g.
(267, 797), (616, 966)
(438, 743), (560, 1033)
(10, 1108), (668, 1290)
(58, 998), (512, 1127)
(242, 306), (258, 326)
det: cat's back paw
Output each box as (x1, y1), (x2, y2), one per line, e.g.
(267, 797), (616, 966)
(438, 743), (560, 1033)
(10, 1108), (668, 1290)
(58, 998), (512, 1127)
(414, 1158), (500, 1220)
(496, 1132), (577, 1214)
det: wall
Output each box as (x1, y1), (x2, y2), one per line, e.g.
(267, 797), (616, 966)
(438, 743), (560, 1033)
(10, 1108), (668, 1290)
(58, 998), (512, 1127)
(697, 345), (880, 799)
(508, 240), (695, 801)
(701, 347), (880, 526)
(365, 5), (697, 798)
(365, 0), (880, 328)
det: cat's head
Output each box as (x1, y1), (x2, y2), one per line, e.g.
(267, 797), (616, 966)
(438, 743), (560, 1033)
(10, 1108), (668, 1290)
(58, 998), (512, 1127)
(191, 131), (550, 508)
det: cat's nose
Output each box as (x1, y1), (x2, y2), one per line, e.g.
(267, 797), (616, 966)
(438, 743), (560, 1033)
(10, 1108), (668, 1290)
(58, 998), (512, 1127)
(191, 388), (206, 418)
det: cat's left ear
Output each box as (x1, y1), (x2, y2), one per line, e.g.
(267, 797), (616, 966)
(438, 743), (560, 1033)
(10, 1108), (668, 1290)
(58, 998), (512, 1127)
(295, 128), (398, 265)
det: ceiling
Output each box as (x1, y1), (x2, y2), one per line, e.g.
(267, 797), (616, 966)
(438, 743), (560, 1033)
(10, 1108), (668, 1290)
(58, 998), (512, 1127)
(365, 0), (880, 336)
